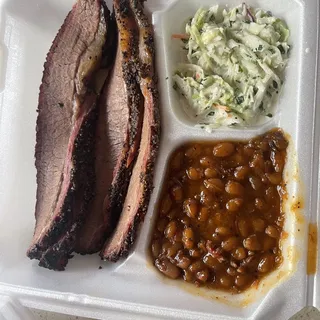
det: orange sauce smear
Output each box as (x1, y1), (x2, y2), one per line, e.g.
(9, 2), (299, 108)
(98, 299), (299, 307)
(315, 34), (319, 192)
(307, 223), (318, 275)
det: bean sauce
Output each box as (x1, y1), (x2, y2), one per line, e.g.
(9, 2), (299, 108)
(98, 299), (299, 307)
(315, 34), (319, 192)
(150, 129), (288, 293)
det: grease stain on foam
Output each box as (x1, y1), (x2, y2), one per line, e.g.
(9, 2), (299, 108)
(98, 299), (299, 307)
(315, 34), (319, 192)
(307, 223), (318, 275)
(281, 230), (289, 240)
(286, 245), (300, 274)
(291, 199), (304, 213)
(289, 197), (305, 241)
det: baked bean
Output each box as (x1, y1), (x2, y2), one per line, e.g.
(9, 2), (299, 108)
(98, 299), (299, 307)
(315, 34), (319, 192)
(166, 242), (183, 258)
(273, 247), (280, 255)
(198, 207), (209, 222)
(265, 186), (277, 201)
(237, 219), (251, 237)
(263, 235), (277, 251)
(185, 145), (202, 159)
(226, 198), (243, 212)
(187, 167), (203, 180)
(231, 247), (247, 260)
(270, 150), (285, 173)
(276, 216), (285, 227)
(160, 195), (172, 215)
(243, 235), (262, 251)
(252, 218), (266, 232)
(266, 172), (282, 185)
(218, 274), (234, 288)
(173, 230), (183, 243)
(204, 167), (219, 178)
(204, 178), (224, 193)
(151, 240), (161, 257)
(227, 267), (237, 276)
(250, 152), (264, 170)
(211, 232), (221, 243)
(200, 156), (215, 167)
(183, 269), (194, 282)
(258, 254), (275, 273)
(189, 261), (205, 273)
(221, 237), (239, 252)
(271, 133), (288, 150)
(255, 198), (268, 211)
(175, 251), (191, 269)
(183, 199), (198, 219)
(164, 221), (177, 239)
(200, 190), (217, 206)
(242, 255), (263, 272)
(215, 227), (232, 237)
(182, 228), (195, 249)
(243, 256), (259, 272)
(180, 216), (191, 226)
(265, 225), (280, 238)
(234, 165), (250, 180)
(213, 142), (235, 157)
(203, 254), (221, 269)
(259, 140), (269, 152)
(171, 185), (183, 202)
(198, 239), (206, 250)
(235, 274), (252, 288)
(225, 180), (244, 196)
(230, 260), (239, 269)
(157, 218), (168, 232)
(189, 248), (202, 258)
(249, 176), (262, 191)
(161, 241), (171, 255)
(275, 255), (283, 264)
(155, 258), (181, 279)
(228, 153), (245, 167)
(237, 266), (246, 274)
(196, 269), (209, 282)
(167, 209), (178, 220)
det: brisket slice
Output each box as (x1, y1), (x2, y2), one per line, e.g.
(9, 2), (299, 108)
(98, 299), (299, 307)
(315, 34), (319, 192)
(75, 6), (144, 254)
(27, 0), (110, 270)
(101, 0), (160, 261)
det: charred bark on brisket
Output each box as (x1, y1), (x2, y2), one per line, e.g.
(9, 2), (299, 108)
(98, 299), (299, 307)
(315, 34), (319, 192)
(100, 0), (160, 261)
(75, 2), (144, 254)
(27, 0), (111, 270)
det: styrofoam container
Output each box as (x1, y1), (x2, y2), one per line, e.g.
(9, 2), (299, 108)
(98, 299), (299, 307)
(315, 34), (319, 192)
(0, 0), (319, 319)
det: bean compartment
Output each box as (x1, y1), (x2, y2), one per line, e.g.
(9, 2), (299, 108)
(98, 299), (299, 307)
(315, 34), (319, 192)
(150, 129), (288, 293)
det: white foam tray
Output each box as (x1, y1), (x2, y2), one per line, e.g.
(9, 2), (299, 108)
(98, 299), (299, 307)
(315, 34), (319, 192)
(0, 0), (319, 319)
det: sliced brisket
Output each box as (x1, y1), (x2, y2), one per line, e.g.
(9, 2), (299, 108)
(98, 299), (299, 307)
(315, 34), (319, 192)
(75, 4), (144, 254)
(27, 0), (111, 270)
(100, 0), (160, 261)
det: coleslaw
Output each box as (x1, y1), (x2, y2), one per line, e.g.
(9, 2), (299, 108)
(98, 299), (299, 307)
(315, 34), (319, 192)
(172, 4), (290, 129)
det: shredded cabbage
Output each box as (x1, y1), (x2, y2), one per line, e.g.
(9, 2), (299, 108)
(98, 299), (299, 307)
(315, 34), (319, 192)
(173, 4), (290, 130)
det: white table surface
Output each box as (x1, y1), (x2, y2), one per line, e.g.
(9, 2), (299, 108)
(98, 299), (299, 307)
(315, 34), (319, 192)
(30, 307), (320, 320)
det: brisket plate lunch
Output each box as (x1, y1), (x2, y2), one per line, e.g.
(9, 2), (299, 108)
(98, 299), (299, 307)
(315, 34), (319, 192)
(27, 0), (160, 270)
